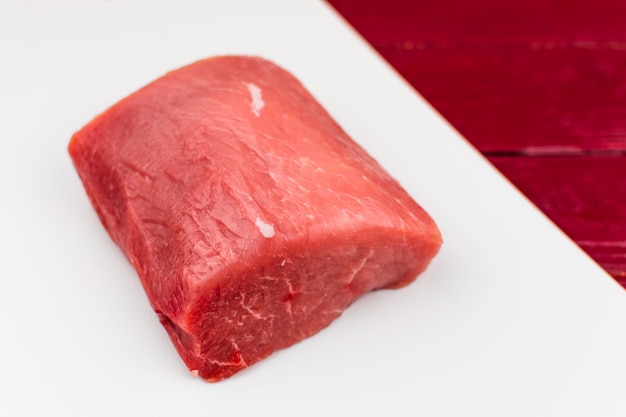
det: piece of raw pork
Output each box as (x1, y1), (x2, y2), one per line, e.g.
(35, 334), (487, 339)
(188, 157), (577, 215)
(69, 56), (442, 381)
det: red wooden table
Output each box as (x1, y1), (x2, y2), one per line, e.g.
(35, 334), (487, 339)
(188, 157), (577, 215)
(328, 0), (626, 288)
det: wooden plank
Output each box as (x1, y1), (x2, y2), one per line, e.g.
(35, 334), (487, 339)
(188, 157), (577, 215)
(378, 46), (626, 152)
(329, 0), (626, 152)
(489, 155), (626, 286)
(329, 0), (626, 44)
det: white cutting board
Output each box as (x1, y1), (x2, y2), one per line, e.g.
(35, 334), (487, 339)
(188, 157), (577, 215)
(0, 1), (624, 416)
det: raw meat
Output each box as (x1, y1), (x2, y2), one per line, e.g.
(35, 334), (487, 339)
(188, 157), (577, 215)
(68, 56), (442, 382)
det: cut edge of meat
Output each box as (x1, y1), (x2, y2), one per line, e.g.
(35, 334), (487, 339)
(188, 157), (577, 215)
(156, 227), (441, 382)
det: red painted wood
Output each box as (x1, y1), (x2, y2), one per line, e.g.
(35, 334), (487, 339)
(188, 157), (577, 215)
(490, 156), (626, 286)
(329, 0), (626, 45)
(378, 47), (626, 152)
(327, 0), (626, 286)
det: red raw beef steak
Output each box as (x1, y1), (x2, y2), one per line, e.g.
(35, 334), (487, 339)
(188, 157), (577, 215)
(68, 56), (442, 381)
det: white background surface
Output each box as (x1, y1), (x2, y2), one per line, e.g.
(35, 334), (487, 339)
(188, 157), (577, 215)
(1, 1), (625, 416)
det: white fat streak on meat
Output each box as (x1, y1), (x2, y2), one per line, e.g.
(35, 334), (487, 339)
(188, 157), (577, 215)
(255, 217), (275, 238)
(284, 279), (295, 316)
(352, 253), (371, 276)
(346, 249), (374, 289)
(240, 292), (263, 319)
(205, 340), (248, 368)
(247, 83), (265, 117)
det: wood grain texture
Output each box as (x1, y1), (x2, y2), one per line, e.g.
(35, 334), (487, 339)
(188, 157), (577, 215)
(328, 0), (626, 287)
(490, 156), (626, 283)
(378, 47), (626, 152)
(329, 0), (626, 43)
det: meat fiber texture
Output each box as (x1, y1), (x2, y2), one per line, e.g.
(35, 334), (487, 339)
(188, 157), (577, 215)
(68, 56), (442, 382)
